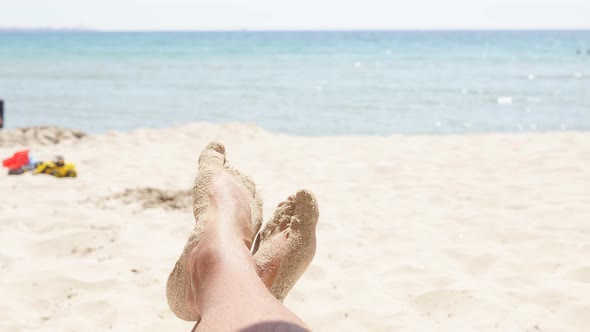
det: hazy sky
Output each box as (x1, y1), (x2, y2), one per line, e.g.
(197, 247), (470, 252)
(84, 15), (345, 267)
(1, 0), (589, 31)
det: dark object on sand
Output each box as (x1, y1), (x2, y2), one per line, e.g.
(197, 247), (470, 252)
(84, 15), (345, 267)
(8, 168), (24, 175)
(0, 99), (4, 129)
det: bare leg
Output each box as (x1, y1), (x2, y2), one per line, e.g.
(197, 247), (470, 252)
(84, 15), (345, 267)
(166, 142), (263, 322)
(189, 175), (310, 331)
(167, 142), (311, 331)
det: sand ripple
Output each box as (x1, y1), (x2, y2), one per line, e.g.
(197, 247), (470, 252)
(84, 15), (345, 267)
(0, 126), (86, 147)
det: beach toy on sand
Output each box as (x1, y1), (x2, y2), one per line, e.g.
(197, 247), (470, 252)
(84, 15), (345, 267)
(33, 156), (77, 178)
(2, 150), (30, 170)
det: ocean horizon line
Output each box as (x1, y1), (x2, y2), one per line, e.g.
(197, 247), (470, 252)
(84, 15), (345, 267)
(2, 28), (590, 33)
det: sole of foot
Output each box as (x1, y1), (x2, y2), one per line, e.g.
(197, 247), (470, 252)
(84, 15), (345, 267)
(252, 189), (319, 301)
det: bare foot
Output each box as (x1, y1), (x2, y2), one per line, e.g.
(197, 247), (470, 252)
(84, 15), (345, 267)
(166, 142), (263, 322)
(252, 190), (319, 301)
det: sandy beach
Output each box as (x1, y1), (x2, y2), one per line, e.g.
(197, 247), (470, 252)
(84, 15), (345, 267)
(0, 124), (589, 332)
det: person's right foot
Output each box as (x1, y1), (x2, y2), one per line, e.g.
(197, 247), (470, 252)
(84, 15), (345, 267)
(166, 142), (263, 322)
(252, 190), (319, 301)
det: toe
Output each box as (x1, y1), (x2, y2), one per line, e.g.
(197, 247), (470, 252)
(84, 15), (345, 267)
(259, 197), (296, 239)
(293, 189), (319, 224)
(198, 142), (226, 169)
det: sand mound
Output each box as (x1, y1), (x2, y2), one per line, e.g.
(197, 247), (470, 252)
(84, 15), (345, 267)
(0, 126), (86, 147)
(91, 187), (192, 211)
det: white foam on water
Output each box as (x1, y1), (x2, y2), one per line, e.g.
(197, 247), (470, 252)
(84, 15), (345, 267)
(527, 97), (543, 103)
(497, 96), (513, 104)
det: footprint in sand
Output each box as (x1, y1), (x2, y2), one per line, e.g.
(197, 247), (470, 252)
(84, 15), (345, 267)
(412, 289), (502, 320)
(569, 266), (590, 283)
(27, 230), (116, 258)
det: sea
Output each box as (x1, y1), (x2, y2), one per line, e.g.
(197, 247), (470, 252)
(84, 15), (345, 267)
(0, 30), (588, 135)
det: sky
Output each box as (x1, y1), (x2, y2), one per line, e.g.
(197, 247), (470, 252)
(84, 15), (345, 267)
(0, 0), (589, 31)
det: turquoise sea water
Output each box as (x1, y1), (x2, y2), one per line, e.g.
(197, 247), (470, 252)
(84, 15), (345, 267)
(0, 31), (589, 135)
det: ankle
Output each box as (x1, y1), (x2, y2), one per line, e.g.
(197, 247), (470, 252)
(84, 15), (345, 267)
(189, 228), (255, 281)
(207, 193), (255, 248)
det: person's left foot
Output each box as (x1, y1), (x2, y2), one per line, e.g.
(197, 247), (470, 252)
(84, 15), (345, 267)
(252, 190), (319, 302)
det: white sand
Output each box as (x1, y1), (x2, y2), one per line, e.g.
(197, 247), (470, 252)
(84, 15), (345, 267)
(0, 123), (589, 332)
